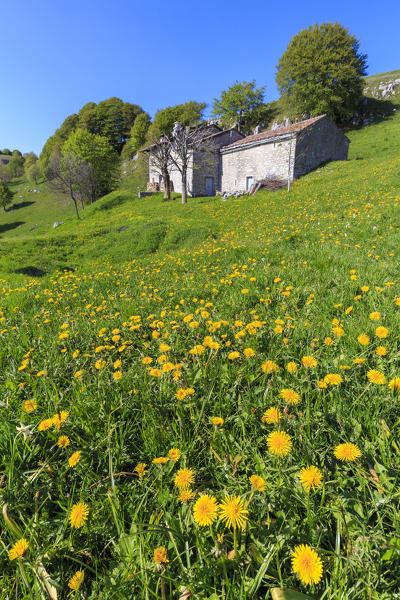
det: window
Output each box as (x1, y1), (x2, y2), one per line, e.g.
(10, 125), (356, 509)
(246, 176), (254, 191)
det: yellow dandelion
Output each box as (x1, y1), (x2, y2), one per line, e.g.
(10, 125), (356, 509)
(287, 361), (298, 373)
(228, 351), (240, 360)
(68, 450), (81, 468)
(69, 502), (89, 528)
(72, 350), (80, 358)
(302, 356), (318, 368)
(298, 466), (323, 491)
(317, 380), (328, 389)
(22, 399), (37, 413)
(388, 378), (400, 393)
(267, 430), (292, 457)
(153, 546), (169, 565)
(174, 468), (195, 489)
(135, 463), (147, 478)
(193, 494), (218, 526)
(57, 435), (70, 449)
(280, 388), (300, 405)
(152, 456), (169, 465)
(262, 360), (279, 374)
(353, 357), (366, 365)
(113, 370), (122, 381)
(68, 570), (84, 591)
(375, 326), (389, 339)
(178, 488), (195, 503)
(369, 312), (381, 321)
(323, 373), (343, 386)
(218, 494), (248, 529)
(249, 475), (267, 492)
(8, 538), (29, 561)
(211, 416), (224, 426)
(376, 346), (387, 356)
(52, 410), (69, 429)
(142, 356), (153, 365)
(168, 448), (181, 462)
(292, 544), (323, 585)
(357, 334), (370, 346)
(367, 369), (386, 385)
(261, 406), (281, 424)
(38, 418), (54, 431)
(334, 443), (362, 462)
(243, 348), (255, 357)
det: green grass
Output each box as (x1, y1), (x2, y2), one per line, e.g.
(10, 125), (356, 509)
(0, 100), (400, 599)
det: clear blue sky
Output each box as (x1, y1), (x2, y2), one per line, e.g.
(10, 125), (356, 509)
(1, 0), (399, 154)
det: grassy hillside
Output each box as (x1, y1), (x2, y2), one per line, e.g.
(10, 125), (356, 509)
(0, 98), (400, 599)
(364, 69), (400, 98)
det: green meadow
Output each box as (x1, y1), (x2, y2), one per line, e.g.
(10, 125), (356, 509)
(0, 97), (400, 599)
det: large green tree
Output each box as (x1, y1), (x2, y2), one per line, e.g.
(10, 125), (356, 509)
(147, 101), (206, 140)
(121, 112), (151, 160)
(276, 22), (368, 122)
(0, 180), (13, 211)
(212, 81), (267, 133)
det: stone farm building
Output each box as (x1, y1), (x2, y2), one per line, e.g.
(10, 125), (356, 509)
(145, 115), (349, 196)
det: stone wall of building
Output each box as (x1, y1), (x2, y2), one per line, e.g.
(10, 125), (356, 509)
(293, 116), (349, 178)
(221, 137), (295, 193)
(148, 154), (193, 195)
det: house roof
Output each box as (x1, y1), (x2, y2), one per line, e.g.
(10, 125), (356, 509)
(221, 115), (326, 152)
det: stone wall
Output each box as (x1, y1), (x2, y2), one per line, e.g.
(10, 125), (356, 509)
(293, 116), (349, 178)
(148, 154), (193, 195)
(221, 137), (295, 194)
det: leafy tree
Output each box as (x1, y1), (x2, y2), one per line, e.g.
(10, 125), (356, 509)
(212, 81), (266, 133)
(0, 180), (13, 211)
(147, 101), (206, 140)
(276, 22), (368, 122)
(122, 112), (151, 159)
(26, 161), (41, 184)
(1, 149), (11, 156)
(62, 129), (120, 203)
(47, 149), (91, 219)
(8, 155), (24, 178)
(0, 163), (11, 183)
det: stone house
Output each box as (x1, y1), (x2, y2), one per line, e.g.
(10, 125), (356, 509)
(147, 124), (243, 196)
(145, 115), (349, 196)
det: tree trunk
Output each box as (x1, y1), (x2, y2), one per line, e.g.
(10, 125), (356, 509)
(181, 171), (187, 205)
(71, 191), (80, 219)
(162, 168), (170, 200)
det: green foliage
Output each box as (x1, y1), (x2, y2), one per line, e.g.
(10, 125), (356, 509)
(276, 22), (368, 122)
(0, 180), (13, 211)
(212, 80), (267, 133)
(1, 148), (12, 156)
(62, 128), (120, 200)
(121, 112), (151, 160)
(7, 154), (24, 179)
(147, 101), (206, 140)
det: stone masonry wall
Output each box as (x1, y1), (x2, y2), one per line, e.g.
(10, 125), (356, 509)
(221, 137), (295, 194)
(148, 154), (193, 195)
(293, 116), (349, 178)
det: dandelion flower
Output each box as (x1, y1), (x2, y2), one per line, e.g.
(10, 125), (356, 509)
(193, 494), (218, 526)
(68, 570), (84, 591)
(367, 369), (386, 385)
(8, 538), (29, 561)
(261, 406), (281, 424)
(38, 418), (54, 432)
(376, 346), (387, 356)
(178, 488), (195, 503)
(152, 456), (169, 465)
(57, 435), (70, 449)
(228, 351), (240, 360)
(334, 443), (362, 462)
(174, 468), (195, 489)
(292, 544), (323, 585)
(369, 312), (381, 321)
(375, 326), (389, 339)
(267, 430), (292, 456)
(68, 450), (81, 468)
(218, 495), (248, 529)
(168, 448), (181, 462)
(113, 370), (122, 381)
(298, 466), (323, 491)
(135, 463), (147, 478)
(287, 361), (298, 373)
(211, 416), (224, 426)
(323, 373), (343, 386)
(243, 348), (255, 357)
(262, 360), (279, 374)
(302, 356), (318, 368)
(153, 546), (169, 565)
(249, 475), (266, 492)
(22, 399), (37, 413)
(357, 334), (369, 346)
(280, 389), (300, 405)
(69, 502), (89, 528)
(389, 378), (400, 393)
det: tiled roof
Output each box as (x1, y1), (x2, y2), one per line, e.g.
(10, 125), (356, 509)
(221, 115), (326, 151)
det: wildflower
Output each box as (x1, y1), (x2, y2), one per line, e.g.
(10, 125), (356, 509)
(159, 343), (170, 352)
(168, 448), (181, 462)
(189, 345), (205, 355)
(68, 570), (84, 591)
(219, 495), (248, 529)
(149, 368), (162, 377)
(358, 334), (369, 346)
(376, 346), (387, 356)
(298, 466), (323, 491)
(22, 399), (37, 413)
(375, 326), (389, 339)
(113, 359), (122, 369)
(95, 359), (106, 370)
(8, 538), (29, 561)
(178, 488), (195, 503)
(57, 435), (70, 449)
(228, 351), (240, 360)
(68, 451), (81, 468)
(69, 502), (89, 528)
(174, 468), (195, 489)
(334, 443), (362, 462)
(324, 337), (333, 345)
(152, 456), (169, 465)
(193, 494), (218, 526)
(249, 475), (266, 491)
(369, 312), (381, 321)
(353, 357), (366, 365)
(292, 544), (323, 585)
(142, 356), (153, 364)
(211, 416), (224, 426)
(267, 430), (292, 456)
(72, 350), (80, 358)
(280, 388), (300, 405)
(74, 370), (84, 379)
(243, 348), (255, 357)
(317, 380), (328, 389)
(389, 378), (400, 393)
(287, 361), (298, 373)
(38, 418), (54, 431)
(135, 463), (147, 478)
(302, 356), (317, 368)
(113, 371), (122, 381)
(332, 326), (344, 337)
(262, 360), (279, 374)
(323, 373), (343, 386)
(367, 369), (386, 385)
(52, 410), (69, 429)
(153, 546), (169, 565)
(261, 407), (281, 424)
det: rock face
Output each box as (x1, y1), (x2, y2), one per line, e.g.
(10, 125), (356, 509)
(364, 77), (400, 99)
